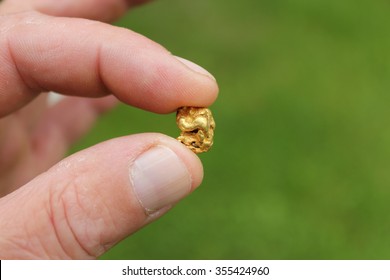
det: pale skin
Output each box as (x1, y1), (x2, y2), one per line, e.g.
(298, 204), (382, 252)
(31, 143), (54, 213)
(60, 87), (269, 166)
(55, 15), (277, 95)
(0, 0), (218, 259)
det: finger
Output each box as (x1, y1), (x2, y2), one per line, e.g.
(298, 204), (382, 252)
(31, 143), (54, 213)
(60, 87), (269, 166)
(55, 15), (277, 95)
(0, 95), (118, 196)
(0, 12), (218, 117)
(15, 92), (48, 132)
(0, 0), (152, 22)
(0, 111), (50, 197)
(32, 95), (119, 165)
(0, 133), (203, 259)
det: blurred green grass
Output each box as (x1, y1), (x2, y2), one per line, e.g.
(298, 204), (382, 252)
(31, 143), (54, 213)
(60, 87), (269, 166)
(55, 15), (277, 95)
(72, 0), (390, 259)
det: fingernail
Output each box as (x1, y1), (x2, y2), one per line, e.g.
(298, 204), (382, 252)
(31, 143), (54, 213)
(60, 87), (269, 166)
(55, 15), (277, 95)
(131, 146), (192, 212)
(174, 56), (216, 81)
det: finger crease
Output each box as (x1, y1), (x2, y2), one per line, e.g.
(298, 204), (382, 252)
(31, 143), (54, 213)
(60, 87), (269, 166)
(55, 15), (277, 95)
(6, 37), (40, 95)
(62, 189), (96, 259)
(96, 42), (111, 94)
(48, 186), (72, 259)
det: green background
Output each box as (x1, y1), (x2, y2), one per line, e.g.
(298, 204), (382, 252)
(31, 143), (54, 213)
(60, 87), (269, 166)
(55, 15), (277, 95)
(72, 0), (390, 259)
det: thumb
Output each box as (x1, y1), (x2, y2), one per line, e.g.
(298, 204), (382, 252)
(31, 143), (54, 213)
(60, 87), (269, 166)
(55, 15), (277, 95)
(0, 133), (203, 259)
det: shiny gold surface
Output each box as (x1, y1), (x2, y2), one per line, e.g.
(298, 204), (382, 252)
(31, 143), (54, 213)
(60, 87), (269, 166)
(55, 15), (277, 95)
(176, 107), (215, 154)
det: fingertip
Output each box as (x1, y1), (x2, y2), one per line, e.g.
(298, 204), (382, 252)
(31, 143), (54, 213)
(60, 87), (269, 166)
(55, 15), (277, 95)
(156, 134), (204, 191)
(174, 56), (216, 81)
(163, 55), (219, 112)
(166, 55), (219, 112)
(127, 133), (204, 212)
(100, 40), (219, 113)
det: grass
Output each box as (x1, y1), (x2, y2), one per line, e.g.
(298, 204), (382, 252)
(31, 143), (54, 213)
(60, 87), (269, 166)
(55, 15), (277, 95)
(71, 0), (390, 259)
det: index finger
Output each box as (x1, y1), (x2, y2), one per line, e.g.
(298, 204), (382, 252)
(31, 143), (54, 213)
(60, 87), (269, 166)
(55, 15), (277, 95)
(0, 12), (218, 117)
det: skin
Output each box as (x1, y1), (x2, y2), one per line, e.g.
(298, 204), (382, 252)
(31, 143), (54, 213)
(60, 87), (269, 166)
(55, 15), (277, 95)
(0, 0), (218, 259)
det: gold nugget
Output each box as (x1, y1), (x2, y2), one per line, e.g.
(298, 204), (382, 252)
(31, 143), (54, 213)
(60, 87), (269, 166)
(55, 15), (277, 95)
(176, 107), (215, 154)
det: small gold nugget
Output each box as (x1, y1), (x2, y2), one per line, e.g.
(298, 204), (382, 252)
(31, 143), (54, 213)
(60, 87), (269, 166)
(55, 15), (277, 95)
(176, 107), (215, 154)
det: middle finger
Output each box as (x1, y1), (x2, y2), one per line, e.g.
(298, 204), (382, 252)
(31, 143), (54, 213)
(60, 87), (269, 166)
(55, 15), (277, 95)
(0, 0), (152, 22)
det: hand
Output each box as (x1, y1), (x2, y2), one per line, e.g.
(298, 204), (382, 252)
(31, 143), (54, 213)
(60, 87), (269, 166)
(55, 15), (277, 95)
(0, 0), (218, 259)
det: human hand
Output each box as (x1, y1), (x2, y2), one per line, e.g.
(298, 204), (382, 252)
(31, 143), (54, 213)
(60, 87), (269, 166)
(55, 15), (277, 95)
(0, 0), (218, 259)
